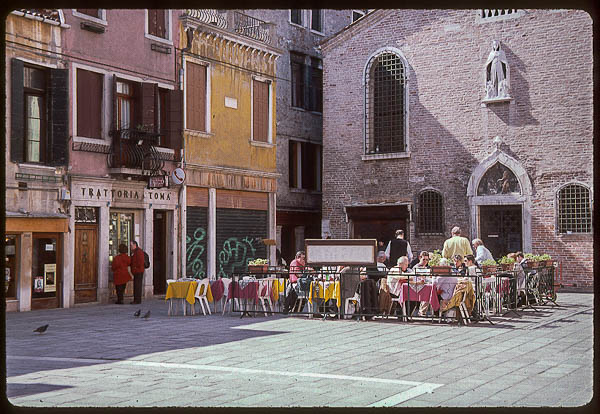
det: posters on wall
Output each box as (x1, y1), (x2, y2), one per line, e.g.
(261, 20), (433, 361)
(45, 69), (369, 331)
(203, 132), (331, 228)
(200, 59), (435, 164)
(34, 276), (44, 292)
(44, 264), (56, 292)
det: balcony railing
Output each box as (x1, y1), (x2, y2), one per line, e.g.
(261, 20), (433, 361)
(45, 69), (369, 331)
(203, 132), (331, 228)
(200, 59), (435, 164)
(107, 128), (165, 175)
(183, 9), (274, 45)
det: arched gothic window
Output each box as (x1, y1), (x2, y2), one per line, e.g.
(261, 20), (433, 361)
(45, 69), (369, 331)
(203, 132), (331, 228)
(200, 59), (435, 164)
(557, 184), (592, 234)
(365, 51), (406, 155)
(418, 190), (444, 234)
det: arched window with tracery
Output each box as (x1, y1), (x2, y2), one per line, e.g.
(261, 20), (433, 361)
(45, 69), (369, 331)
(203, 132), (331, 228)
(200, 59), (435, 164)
(365, 50), (407, 155)
(418, 190), (444, 234)
(557, 184), (592, 234)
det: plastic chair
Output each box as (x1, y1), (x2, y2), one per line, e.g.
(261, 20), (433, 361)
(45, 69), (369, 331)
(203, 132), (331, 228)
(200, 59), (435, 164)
(193, 278), (211, 316)
(257, 278), (274, 316)
(221, 278), (239, 315)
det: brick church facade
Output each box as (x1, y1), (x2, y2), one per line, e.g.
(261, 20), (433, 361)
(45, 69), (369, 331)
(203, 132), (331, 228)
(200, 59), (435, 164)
(320, 10), (593, 290)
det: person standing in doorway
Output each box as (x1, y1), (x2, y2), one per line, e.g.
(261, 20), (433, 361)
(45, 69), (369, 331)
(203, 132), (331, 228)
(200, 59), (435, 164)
(442, 226), (473, 259)
(111, 244), (131, 304)
(385, 229), (413, 268)
(129, 240), (145, 304)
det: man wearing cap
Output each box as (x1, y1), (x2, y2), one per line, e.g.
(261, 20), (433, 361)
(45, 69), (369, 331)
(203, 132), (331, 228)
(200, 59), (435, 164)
(441, 226), (473, 259)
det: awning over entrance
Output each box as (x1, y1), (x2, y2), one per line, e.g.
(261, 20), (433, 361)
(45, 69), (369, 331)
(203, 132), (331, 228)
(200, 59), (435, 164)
(6, 211), (69, 233)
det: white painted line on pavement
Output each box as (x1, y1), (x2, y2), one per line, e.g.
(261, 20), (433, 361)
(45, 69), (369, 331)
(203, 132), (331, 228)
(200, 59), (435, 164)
(368, 383), (443, 407)
(9, 355), (443, 403)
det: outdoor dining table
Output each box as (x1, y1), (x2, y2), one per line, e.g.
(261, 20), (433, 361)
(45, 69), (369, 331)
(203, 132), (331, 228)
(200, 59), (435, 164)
(386, 275), (440, 320)
(165, 280), (197, 316)
(228, 278), (259, 317)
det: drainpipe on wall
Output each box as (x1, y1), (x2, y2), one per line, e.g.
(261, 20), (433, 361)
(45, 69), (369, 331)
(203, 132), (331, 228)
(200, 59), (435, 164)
(178, 27), (194, 279)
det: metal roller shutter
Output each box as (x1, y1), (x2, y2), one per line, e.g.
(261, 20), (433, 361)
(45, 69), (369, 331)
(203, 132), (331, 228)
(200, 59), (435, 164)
(216, 208), (267, 278)
(186, 207), (208, 278)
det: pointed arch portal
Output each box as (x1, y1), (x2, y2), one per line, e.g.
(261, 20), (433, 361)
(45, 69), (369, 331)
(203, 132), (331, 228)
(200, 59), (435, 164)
(467, 149), (532, 257)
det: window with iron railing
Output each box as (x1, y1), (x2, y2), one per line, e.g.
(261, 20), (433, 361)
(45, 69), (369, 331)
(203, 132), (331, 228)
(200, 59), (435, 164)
(365, 52), (406, 155)
(557, 184), (592, 234)
(418, 190), (444, 234)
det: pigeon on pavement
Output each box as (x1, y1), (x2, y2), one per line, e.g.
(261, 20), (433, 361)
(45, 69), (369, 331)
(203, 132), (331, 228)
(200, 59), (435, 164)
(141, 310), (151, 320)
(133, 309), (141, 317)
(33, 324), (49, 334)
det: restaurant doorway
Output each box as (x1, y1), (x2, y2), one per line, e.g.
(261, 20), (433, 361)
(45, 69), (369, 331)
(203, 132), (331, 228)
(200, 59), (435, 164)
(153, 210), (167, 295)
(479, 205), (522, 259)
(347, 205), (410, 251)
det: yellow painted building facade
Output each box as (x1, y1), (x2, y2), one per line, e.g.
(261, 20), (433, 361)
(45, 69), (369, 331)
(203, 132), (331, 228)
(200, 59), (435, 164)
(179, 11), (281, 279)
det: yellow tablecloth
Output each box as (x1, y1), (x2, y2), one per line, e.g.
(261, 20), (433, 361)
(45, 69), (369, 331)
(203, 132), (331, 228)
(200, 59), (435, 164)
(165, 281), (197, 305)
(308, 280), (341, 307)
(196, 283), (214, 302)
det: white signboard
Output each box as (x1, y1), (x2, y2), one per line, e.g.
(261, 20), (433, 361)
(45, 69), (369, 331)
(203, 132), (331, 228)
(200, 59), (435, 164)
(305, 239), (377, 266)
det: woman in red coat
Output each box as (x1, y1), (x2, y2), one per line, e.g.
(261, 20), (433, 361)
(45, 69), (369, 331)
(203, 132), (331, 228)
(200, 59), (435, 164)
(112, 244), (131, 304)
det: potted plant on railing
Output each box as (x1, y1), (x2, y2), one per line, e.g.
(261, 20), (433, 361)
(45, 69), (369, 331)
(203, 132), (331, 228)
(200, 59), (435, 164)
(498, 255), (515, 271)
(538, 254), (553, 267)
(429, 250), (451, 274)
(247, 258), (268, 274)
(481, 259), (498, 275)
(524, 253), (539, 268)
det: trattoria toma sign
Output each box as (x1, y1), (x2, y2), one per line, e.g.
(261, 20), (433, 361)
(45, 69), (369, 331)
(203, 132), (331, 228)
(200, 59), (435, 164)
(77, 186), (174, 203)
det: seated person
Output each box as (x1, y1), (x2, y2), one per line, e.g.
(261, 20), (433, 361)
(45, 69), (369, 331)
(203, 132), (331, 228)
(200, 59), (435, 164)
(451, 254), (467, 276)
(414, 251), (434, 316)
(435, 273), (458, 315)
(387, 255), (413, 277)
(363, 251), (388, 282)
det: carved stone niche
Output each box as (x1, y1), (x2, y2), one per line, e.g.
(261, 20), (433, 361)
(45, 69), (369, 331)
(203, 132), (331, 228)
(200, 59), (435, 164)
(482, 40), (514, 105)
(477, 162), (521, 196)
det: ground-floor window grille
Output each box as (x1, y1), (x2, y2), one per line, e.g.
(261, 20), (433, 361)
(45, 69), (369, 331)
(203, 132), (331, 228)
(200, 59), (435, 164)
(418, 190), (444, 234)
(557, 184), (592, 233)
(365, 52), (406, 155)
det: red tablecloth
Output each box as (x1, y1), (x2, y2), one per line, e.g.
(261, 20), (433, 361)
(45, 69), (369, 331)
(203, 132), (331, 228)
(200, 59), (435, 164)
(227, 280), (259, 302)
(210, 279), (225, 302)
(397, 283), (440, 311)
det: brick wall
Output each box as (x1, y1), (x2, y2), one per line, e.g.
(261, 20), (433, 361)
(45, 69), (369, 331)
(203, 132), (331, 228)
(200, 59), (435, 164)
(321, 9), (593, 290)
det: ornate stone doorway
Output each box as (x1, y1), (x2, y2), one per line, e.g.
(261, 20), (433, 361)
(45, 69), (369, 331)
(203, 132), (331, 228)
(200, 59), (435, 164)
(467, 147), (532, 254)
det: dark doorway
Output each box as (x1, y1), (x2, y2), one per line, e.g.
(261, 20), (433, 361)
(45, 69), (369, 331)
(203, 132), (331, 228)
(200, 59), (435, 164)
(479, 205), (522, 259)
(347, 205), (410, 251)
(153, 210), (167, 295)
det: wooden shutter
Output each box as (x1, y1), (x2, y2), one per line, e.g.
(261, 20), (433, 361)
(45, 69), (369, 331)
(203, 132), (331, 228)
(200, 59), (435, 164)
(289, 141), (298, 188)
(112, 75), (118, 130)
(302, 142), (317, 190)
(10, 58), (24, 163)
(139, 82), (157, 130)
(167, 89), (183, 155)
(77, 69), (102, 139)
(253, 79), (269, 142)
(49, 68), (69, 166)
(78, 9), (100, 18)
(186, 62), (206, 132)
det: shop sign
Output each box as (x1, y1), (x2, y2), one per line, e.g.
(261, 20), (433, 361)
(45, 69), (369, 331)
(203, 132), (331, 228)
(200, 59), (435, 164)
(74, 185), (175, 203)
(148, 175), (169, 189)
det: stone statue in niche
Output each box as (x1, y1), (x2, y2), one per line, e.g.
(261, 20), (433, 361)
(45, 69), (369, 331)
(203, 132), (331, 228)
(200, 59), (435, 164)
(484, 40), (511, 100)
(477, 162), (521, 196)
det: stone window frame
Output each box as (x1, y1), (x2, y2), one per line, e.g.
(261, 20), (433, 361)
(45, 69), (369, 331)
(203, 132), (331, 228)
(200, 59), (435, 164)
(555, 182), (593, 235)
(250, 75), (274, 146)
(416, 188), (445, 235)
(72, 9), (107, 26)
(362, 47), (410, 161)
(144, 9), (173, 46)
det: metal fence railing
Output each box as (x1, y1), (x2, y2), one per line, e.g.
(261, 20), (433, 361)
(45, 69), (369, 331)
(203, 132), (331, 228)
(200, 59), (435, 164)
(219, 263), (558, 325)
